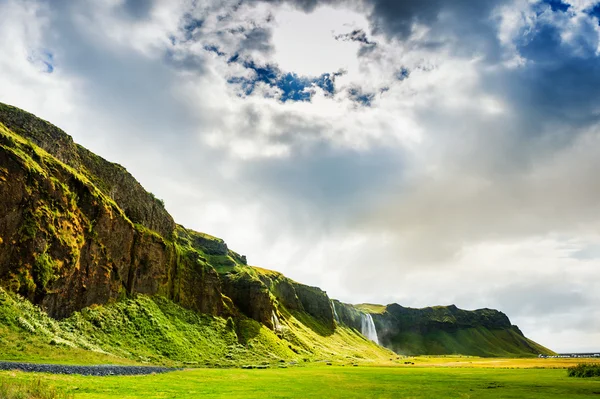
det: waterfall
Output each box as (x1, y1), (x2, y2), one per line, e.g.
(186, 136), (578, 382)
(361, 314), (379, 345)
(271, 310), (282, 332)
(331, 300), (340, 323)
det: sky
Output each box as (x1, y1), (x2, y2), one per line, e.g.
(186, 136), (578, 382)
(1, 0), (599, 353)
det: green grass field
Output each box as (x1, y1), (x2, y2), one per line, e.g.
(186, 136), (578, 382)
(1, 361), (600, 399)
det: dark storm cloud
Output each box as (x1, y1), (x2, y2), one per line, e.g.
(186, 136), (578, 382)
(366, 0), (511, 61)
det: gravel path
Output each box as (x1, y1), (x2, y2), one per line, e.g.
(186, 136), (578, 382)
(0, 361), (178, 376)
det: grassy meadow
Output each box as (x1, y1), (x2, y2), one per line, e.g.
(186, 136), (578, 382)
(1, 358), (600, 399)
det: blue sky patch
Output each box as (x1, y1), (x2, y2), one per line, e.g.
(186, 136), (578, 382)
(542, 0), (571, 13)
(227, 58), (337, 102)
(204, 45), (225, 57)
(587, 2), (600, 22)
(348, 88), (375, 107)
(182, 14), (204, 41)
(396, 67), (410, 81)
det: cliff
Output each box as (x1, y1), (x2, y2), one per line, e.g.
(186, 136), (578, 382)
(0, 102), (553, 362)
(336, 303), (554, 357)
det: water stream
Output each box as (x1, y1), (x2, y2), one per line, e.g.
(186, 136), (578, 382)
(271, 310), (282, 332)
(331, 300), (340, 323)
(361, 313), (379, 345)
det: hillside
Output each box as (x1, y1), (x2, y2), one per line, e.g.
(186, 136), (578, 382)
(0, 102), (553, 363)
(375, 304), (552, 357)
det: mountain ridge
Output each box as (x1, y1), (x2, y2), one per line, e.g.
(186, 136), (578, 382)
(0, 102), (554, 362)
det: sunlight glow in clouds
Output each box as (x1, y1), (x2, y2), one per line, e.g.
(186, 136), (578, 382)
(271, 6), (369, 77)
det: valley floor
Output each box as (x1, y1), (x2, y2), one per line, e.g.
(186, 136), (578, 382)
(1, 358), (599, 399)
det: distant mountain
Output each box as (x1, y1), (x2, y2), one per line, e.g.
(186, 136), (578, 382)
(0, 102), (553, 363)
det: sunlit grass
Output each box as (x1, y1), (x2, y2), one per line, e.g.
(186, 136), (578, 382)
(0, 376), (72, 399)
(2, 362), (600, 399)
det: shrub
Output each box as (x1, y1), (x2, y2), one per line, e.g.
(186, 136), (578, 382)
(567, 363), (600, 378)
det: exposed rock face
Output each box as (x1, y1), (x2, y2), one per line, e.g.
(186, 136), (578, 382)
(184, 230), (228, 256)
(0, 103), (175, 238)
(256, 271), (303, 311)
(255, 269), (335, 329)
(175, 250), (225, 316)
(367, 303), (551, 356)
(221, 271), (274, 326)
(379, 303), (513, 335)
(333, 300), (363, 331)
(0, 104), (221, 318)
(292, 283), (335, 329)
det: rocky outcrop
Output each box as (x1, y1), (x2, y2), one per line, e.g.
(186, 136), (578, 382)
(221, 270), (274, 326)
(176, 226), (228, 256)
(378, 303), (512, 335)
(255, 270), (303, 311)
(174, 249), (225, 316)
(291, 283), (334, 329)
(333, 300), (363, 331)
(255, 269), (335, 329)
(0, 113), (223, 318)
(0, 103), (175, 238)
(365, 303), (553, 357)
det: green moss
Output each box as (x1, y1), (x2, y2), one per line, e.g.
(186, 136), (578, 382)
(134, 223), (165, 243)
(33, 252), (57, 292)
(19, 211), (38, 242)
(0, 122), (130, 225)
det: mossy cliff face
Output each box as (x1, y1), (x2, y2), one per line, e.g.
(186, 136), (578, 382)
(333, 300), (363, 331)
(0, 107), (224, 319)
(221, 270), (274, 327)
(379, 304), (513, 335)
(0, 103), (174, 238)
(363, 304), (554, 357)
(255, 268), (335, 330)
(330, 301), (554, 356)
(292, 283), (335, 329)
(0, 102), (554, 359)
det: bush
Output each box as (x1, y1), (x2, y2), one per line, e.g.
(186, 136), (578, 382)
(567, 363), (600, 378)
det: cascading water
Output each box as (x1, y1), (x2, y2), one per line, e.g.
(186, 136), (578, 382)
(331, 300), (340, 323)
(361, 314), (379, 345)
(271, 310), (282, 332)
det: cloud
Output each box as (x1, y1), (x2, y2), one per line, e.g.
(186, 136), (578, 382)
(121, 0), (155, 20)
